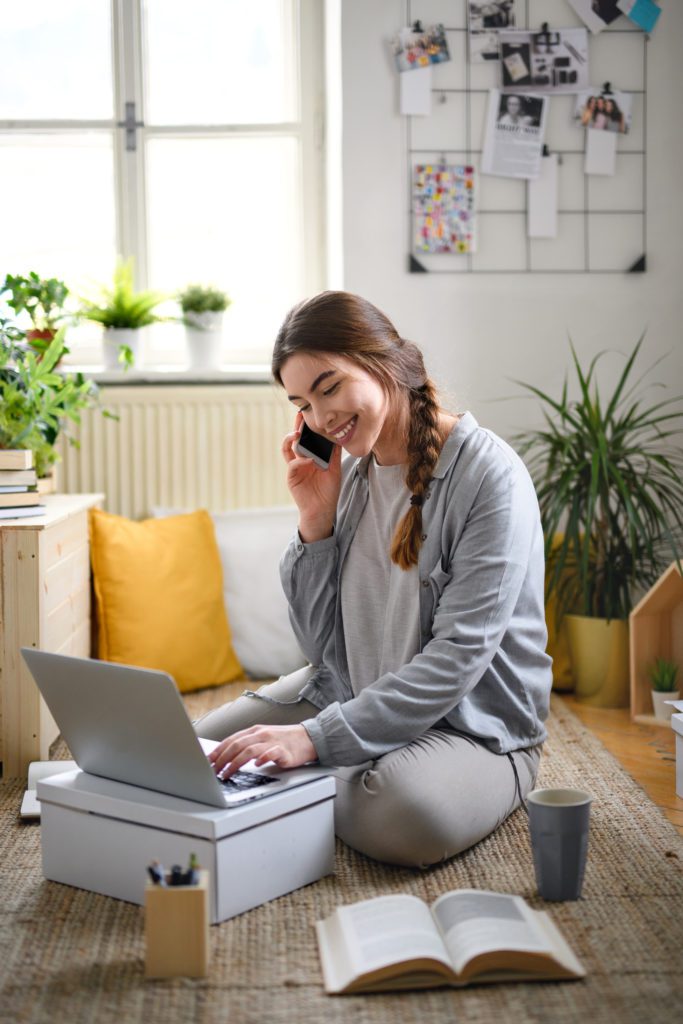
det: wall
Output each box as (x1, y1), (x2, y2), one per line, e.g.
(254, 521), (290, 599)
(340, 1), (683, 441)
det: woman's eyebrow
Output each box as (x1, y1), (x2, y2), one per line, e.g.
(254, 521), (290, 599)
(287, 370), (336, 401)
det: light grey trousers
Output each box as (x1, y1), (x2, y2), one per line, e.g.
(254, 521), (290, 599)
(193, 667), (542, 870)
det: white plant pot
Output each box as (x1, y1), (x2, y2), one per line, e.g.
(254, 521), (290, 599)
(184, 311), (225, 371)
(102, 328), (143, 370)
(651, 689), (680, 722)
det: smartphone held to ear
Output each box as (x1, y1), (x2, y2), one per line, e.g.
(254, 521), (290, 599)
(295, 422), (335, 471)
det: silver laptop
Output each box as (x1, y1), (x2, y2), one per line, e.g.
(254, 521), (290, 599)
(21, 648), (329, 809)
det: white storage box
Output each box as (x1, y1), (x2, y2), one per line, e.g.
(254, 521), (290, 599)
(37, 769), (336, 924)
(669, 704), (683, 799)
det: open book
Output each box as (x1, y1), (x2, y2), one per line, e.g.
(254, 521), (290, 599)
(316, 889), (586, 994)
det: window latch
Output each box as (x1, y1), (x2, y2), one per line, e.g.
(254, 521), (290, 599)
(117, 101), (144, 152)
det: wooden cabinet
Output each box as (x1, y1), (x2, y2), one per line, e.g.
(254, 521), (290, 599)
(0, 493), (104, 778)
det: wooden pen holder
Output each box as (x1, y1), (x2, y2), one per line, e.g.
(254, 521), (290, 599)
(144, 869), (210, 979)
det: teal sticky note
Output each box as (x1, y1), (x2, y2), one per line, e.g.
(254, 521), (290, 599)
(618, 0), (661, 33)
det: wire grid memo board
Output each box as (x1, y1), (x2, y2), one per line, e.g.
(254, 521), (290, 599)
(405, 0), (648, 274)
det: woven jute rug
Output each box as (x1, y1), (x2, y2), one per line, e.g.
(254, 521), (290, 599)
(1, 692), (682, 1024)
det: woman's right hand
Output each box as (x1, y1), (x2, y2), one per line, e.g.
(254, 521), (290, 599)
(281, 411), (342, 542)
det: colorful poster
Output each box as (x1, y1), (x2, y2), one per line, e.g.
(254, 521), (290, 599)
(413, 165), (476, 254)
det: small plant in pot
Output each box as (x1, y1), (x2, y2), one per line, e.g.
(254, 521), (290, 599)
(648, 658), (679, 722)
(178, 284), (231, 371)
(514, 336), (683, 708)
(79, 259), (168, 370)
(1, 272), (71, 358)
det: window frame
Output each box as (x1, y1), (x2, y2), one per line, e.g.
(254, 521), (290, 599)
(0, 0), (327, 366)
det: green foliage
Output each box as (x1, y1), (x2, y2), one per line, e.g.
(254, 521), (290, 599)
(0, 321), (105, 477)
(648, 657), (679, 693)
(178, 283), (231, 314)
(514, 336), (683, 622)
(1, 272), (70, 331)
(80, 259), (168, 329)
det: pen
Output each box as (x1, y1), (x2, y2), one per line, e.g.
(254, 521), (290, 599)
(184, 852), (199, 887)
(147, 860), (166, 886)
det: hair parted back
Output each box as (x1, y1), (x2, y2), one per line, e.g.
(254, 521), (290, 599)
(272, 290), (444, 570)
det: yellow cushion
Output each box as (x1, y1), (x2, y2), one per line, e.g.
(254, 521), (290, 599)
(89, 508), (243, 692)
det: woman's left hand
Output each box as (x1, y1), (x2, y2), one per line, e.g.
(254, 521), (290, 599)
(208, 724), (318, 777)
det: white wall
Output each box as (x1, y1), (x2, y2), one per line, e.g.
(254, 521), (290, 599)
(340, 1), (683, 441)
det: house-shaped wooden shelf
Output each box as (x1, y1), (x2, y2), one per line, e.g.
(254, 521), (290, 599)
(630, 563), (683, 725)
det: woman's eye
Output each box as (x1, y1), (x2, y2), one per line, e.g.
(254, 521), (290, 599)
(323, 382), (340, 397)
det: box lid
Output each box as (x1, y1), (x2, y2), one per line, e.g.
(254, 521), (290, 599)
(37, 769), (335, 840)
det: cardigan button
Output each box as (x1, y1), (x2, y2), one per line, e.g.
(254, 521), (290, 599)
(421, 579), (430, 588)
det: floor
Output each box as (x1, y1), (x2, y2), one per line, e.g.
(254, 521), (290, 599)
(558, 693), (683, 837)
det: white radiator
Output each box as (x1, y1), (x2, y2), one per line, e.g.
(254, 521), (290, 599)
(56, 384), (295, 519)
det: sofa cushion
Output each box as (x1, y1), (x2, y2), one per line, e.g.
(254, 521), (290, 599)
(90, 508), (243, 692)
(153, 505), (306, 680)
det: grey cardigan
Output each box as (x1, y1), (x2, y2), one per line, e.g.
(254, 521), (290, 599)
(279, 412), (552, 767)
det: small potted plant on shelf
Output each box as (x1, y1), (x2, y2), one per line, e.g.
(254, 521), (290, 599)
(0, 318), (110, 485)
(649, 658), (679, 722)
(514, 335), (683, 708)
(178, 283), (231, 371)
(1, 272), (71, 358)
(79, 259), (168, 370)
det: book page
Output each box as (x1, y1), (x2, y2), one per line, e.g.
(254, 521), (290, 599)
(337, 895), (452, 975)
(431, 890), (549, 976)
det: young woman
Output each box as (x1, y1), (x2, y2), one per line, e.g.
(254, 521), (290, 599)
(194, 291), (552, 868)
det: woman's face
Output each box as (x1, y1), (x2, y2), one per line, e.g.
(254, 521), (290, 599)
(604, 99), (614, 114)
(280, 351), (396, 460)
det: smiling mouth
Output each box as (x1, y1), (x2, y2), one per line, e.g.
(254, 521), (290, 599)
(329, 415), (357, 441)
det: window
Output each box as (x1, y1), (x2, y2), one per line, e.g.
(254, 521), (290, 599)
(0, 0), (326, 365)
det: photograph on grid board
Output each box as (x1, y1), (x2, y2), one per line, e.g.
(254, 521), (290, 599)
(574, 89), (633, 133)
(391, 24), (451, 73)
(499, 28), (589, 93)
(468, 1), (516, 62)
(568, 0), (624, 34)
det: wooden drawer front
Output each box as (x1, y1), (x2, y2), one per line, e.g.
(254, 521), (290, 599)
(44, 585), (90, 654)
(44, 544), (90, 617)
(45, 510), (89, 571)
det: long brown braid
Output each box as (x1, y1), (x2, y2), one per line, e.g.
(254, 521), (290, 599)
(390, 376), (443, 569)
(272, 291), (448, 570)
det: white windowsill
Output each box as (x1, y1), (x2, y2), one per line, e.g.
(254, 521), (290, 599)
(67, 364), (273, 385)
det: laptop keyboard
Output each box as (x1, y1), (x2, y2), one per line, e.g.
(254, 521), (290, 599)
(219, 770), (277, 793)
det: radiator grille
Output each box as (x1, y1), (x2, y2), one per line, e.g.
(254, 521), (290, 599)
(57, 384), (295, 519)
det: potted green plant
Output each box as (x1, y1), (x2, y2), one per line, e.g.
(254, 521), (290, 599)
(515, 336), (683, 707)
(79, 259), (168, 370)
(0, 319), (108, 481)
(649, 658), (679, 722)
(178, 284), (231, 371)
(1, 272), (71, 357)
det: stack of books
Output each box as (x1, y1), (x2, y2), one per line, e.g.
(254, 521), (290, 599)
(0, 450), (46, 519)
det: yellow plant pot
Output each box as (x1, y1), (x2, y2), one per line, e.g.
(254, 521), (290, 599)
(565, 614), (630, 708)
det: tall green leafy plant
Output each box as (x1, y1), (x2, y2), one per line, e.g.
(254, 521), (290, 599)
(515, 336), (683, 622)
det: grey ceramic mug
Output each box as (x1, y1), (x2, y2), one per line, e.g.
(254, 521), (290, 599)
(527, 788), (592, 901)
